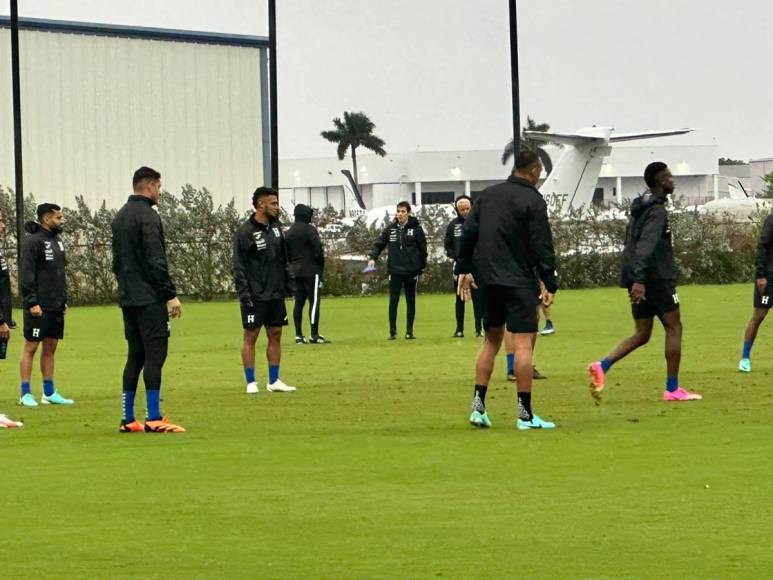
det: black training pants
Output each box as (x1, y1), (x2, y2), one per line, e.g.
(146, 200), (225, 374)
(293, 274), (322, 338)
(121, 303), (170, 393)
(388, 274), (417, 334)
(454, 276), (483, 333)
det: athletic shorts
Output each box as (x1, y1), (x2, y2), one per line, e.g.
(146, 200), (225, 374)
(122, 302), (170, 342)
(480, 284), (539, 333)
(241, 299), (288, 329)
(630, 282), (680, 320)
(24, 310), (65, 341)
(753, 283), (773, 309)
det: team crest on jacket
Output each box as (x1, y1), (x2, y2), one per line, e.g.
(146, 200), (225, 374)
(389, 230), (397, 242)
(44, 241), (54, 261)
(272, 227), (281, 238)
(407, 229), (415, 237)
(454, 224), (463, 238)
(253, 231), (267, 250)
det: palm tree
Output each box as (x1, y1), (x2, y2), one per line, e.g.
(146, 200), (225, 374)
(501, 116), (554, 175)
(321, 111), (387, 209)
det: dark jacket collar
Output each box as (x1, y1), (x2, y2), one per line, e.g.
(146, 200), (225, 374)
(249, 213), (276, 229)
(508, 175), (539, 191)
(128, 194), (156, 206)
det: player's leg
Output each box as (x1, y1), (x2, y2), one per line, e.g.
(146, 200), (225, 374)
(740, 309), (768, 372)
(293, 276), (308, 343)
(660, 308), (701, 401)
(39, 337), (72, 405)
(266, 300), (295, 392)
(19, 310), (42, 406)
(469, 285), (505, 428)
(120, 331), (145, 431)
(471, 284), (483, 337)
(404, 275), (417, 339)
(454, 275), (465, 337)
(309, 274), (328, 343)
(505, 331), (516, 381)
(540, 303), (555, 335)
(242, 327), (261, 394)
(388, 275), (401, 339)
(531, 308), (546, 380)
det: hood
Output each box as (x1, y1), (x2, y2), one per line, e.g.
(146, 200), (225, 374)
(631, 192), (665, 218)
(293, 204), (314, 224)
(24, 220), (42, 234)
(395, 215), (420, 228)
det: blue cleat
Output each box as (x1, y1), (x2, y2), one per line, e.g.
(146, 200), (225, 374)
(517, 414), (556, 430)
(19, 393), (38, 407)
(41, 391), (75, 405)
(738, 358), (751, 373)
(469, 410), (492, 429)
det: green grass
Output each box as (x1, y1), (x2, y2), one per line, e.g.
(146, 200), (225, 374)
(2, 284), (772, 579)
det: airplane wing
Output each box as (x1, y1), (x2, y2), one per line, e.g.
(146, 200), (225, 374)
(523, 131), (602, 146)
(609, 129), (693, 142)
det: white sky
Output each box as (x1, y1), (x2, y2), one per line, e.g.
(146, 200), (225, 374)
(2, 0), (771, 160)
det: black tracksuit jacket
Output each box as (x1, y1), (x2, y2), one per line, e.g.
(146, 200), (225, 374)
(233, 214), (292, 303)
(444, 214), (477, 276)
(111, 195), (177, 308)
(0, 246), (12, 325)
(457, 176), (558, 293)
(21, 222), (67, 311)
(369, 215), (428, 276)
(755, 214), (773, 281)
(620, 192), (678, 287)
(285, 204), (325, 278)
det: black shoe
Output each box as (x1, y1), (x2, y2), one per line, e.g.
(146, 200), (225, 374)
(309, 335), (330, 344)
(388, 333), (397, 340)
(453, 330), (464, 338)
(295, 336), (307, 344)
(405, 332), (416, 340)
(533, 366), (547, 380)
(475, 331), (483, 338)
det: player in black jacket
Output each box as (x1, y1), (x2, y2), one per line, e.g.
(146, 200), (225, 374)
(0, 213), (22, 428)
(368, 201), (427, 339)
(286, 204), (328, 344)
(233, 187), (296, 394)
(587, 162), (702, 403)
(738, 213), (773, 372)
(444, 195), (482, 338)
(111, 167), (185, 433)
(457, 150), (558, 430)
(18, 203), (75, 407)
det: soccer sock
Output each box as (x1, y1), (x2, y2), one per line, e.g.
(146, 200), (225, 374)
(472, 384), (487, 413)
(506, 353), (515, 375)
(600, 358), (614, 373)
(43, 378), (55, 397)
(666, 376), (679, 393)
(269, 365), (280, 384)
(146, 390), (161, 421)
(244, 367), (256, 385)
(20, 381), (31, 397)
(122, 390), (137, 422)
(742, 340), (753, 359)
(517, 392), (533, 421)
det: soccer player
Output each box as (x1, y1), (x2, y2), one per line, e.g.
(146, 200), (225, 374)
(0, 215), (21, 428)
(111, 167), (185, 433)
(457, 150), (558, 430)
(587, 162), (702, 403)
(738, 212), (773, 372)
(19, 204), (74, 407)
(286, 204), (328, 344)
(234, 187), (297, 394)
(538, 283), (555, 335)
(444, 195), (482, 338)
(367, 201), (427, 340)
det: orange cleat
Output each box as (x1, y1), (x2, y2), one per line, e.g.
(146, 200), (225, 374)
(144, 417), (186, 433)
(119, 420), (145, 433)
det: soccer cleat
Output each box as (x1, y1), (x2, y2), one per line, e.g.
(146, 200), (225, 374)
(506, 372), (516, 382)
(144, 417), (186, 433)
(41, 391), (75, 405)
(517, 414), (556, 430)
(405, 332), (416, 340)
(540, 321), (555, 335)
(587, 361), (606, 405)
(309, 335), (330, 344)
(469, 410), (492, 428)
(246, 382), (259, 395)
(19, 393), (38, 407)
(388, 333), (397, 341)
(119, 420), (144, 433)
(738, 358), (751, 373)
(663, 387), (702, 401)
(295, 336), (307, 344)
(453, 330), (464, 338)
(267, 379), (296, 393)
(0, 414), (23, 428)
(533, 367), (546, 380)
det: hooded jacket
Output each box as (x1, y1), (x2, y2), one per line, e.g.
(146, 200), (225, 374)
(233, 214), (292, 303)
(369, 215), (428, 276)
(285, 204), (325, 278)
(457, 176), (557, 293)
(620, 192), (677, 287)
(111, 195), (177, 308)
(21, 221), (67, 311)
(754, 214), (773, 281)
(0, 246), (12, 325)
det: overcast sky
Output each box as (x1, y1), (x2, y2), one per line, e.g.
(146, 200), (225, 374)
(3, 0), (771, 160)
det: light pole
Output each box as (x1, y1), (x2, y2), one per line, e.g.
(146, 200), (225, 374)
(10, 0), (24, 285)
(268, 0), (278, 190)
(509, 0), (520, 159)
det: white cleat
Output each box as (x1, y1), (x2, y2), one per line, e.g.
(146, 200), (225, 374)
(0, 414), (23, 428)
(246, 382), (259, 395)
(267, 379), (296, 393)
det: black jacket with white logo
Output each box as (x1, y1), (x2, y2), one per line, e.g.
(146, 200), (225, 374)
(0, 246), (12, 325)
(755, 214), (773, 281)
(620, 192), (677, 287)
(457, 176), (558, 293)
(233, 214), (292, 303)
(112, 195), (177, 308)
(21, 221), (67, 311)
(445, 215), (477, 276)
(369, 215), (428, 276)
(285, 204), (325, 278)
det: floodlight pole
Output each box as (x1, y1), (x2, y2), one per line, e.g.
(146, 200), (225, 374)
(508, 0), (521, 158)
(10, 0), (25, 285)
(268, 0), (278, 190)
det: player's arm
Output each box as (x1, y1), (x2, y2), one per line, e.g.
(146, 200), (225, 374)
(630, 206), (666, 285)
(232, 229), (252, 305)
(20, 238), (40, 313)
(140, 214), (177, 302)
(367, 225), (390, 267)
(443, 222), (455, 259)
(457, 201), (480, 275)
(754, 216), (773, 289)
(310, 226), (325, 275)
(527, 196), (558, 303)
(416, 225), (428, 274)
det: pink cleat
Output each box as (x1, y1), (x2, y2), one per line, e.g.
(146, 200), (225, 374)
(587, 362), (606, 405)
(0, 413), (23, 428)
(663, 387), (702, 401)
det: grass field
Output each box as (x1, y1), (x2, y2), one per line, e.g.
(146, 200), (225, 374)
(2, 284), (772, 579)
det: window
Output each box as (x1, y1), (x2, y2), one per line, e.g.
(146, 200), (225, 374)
(421, 191), (455, 205)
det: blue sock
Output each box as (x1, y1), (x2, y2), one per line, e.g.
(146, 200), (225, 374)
(506, 353), (515, 374)
(122, 390), (137, 422)
(666, 376), (679, 393)
(43, 378), (55, 397)
(742, 340), (752, 359)
(146, 390), (161, 420)
(245, 367), (256, 384)
(600, 358), (613, 373)
(269, 365), (280, 384)
(20, 381), (31, 396)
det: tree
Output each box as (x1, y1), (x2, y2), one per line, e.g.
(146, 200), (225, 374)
(719, 157), (746, 166)
(763, 172), (773, 199)
(321, 112), (387, 209)
(501, 116), (554, 175)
